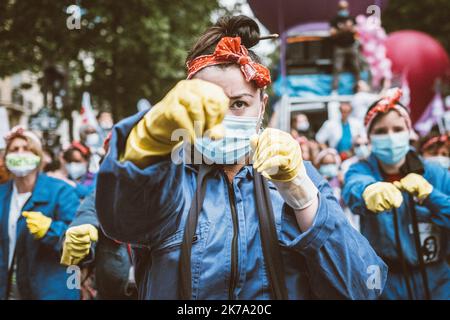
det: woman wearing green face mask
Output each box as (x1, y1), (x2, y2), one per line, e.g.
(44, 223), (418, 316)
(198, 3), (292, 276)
(96, 15), (387, 300)
(0, 126), (80, 299)
(343, 88), (450, 300)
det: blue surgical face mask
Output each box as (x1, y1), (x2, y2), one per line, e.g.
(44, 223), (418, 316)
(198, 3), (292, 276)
(194, 114), (260, 164)
(370, 131), (410, 165)
(427, 156), (450, 170)
(354, 144), (370, 159)
(338, 9), (349, 17)
(319, 164), (339, 179)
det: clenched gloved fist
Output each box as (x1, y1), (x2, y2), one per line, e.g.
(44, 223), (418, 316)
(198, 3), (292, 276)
(61, 224), (98, 266)
(393, 173), (433, 201)
(124, 79), (229, 167)
(22, 211), (52, 239)
(362, 182), (403, 213)
(251, 128), (318, 210)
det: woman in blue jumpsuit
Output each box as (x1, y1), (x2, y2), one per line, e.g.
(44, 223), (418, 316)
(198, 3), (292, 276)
(343, 88), (450, 299)
(0, 127), (80, 299)
(96, 15), (387, 300)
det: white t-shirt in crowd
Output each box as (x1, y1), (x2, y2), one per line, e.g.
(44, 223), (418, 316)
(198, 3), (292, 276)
(315, 117), (366, 149)
(8, 184), (32, 269)
(351, 92), (379, 122)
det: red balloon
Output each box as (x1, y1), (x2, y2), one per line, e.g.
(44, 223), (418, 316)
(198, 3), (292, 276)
(385, 30), (449, 124)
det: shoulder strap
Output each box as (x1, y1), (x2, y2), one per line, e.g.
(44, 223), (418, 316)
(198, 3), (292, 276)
(254, 170), (288, 299)
(178, 166), (288, 300)
(178, 165), (211, 299)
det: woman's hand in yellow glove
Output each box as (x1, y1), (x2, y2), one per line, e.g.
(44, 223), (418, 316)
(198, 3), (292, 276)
(251, 128), (318, 210)
(251, 128), (303, 182)
(124, 79), (229, 167)
(362, 182), (404, 213)
(22, 211), (52, 239)
(393, 173), (433, 201)
(60, 224), (99, 266)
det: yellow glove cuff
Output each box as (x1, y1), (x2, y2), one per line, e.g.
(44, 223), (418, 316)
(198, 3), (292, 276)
(272, 166), (319, 210)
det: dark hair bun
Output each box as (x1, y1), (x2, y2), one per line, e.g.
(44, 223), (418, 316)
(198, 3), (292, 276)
(216, 15), (260, 48)
(186, 15), (261, 64)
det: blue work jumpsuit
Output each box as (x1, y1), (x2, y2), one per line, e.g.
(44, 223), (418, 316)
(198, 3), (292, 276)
(0, 174), (80, 299)
(96, 111), (388, 299)
(343, 154), (450, 299)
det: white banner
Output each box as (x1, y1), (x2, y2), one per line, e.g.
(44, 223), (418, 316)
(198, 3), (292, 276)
(0, 106), (11, 149)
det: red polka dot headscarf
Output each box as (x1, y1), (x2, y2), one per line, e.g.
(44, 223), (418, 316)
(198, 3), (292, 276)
(186, 36), (271, 88)
(364, 87), (411, 133)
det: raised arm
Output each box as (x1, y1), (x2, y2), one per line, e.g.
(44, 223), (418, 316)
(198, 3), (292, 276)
(95, 80), (229, 245)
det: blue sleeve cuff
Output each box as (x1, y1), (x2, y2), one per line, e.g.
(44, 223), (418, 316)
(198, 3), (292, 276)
(42, 220), (67, 252)
(423, 188), (450, 229)
(284, 191), (337, 254)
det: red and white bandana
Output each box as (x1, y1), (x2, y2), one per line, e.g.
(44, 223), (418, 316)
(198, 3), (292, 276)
(364, 88), (411, 132)
(186, 36), (271, 88)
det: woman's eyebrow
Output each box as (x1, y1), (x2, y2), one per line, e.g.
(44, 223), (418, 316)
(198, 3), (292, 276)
(228, 93), (254, 99)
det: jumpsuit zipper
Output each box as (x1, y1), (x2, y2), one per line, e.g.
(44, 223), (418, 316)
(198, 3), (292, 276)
(225, 177), (239, 300)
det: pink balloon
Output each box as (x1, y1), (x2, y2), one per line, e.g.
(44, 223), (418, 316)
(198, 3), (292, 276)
(365, 41), (377, 52)
(385, 30), (450, 123)
(356, 14), (366, 25)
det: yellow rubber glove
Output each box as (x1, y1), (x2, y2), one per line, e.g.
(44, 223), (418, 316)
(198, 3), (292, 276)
(362, 182), (404, 213)
(393, 173), (433, 201)
(251, 128), (318, 210)
(123, 79), (229, 167)
(60, 224), (99, 266)
(22, 211), (52, 239)
(251, 128), (303, 182)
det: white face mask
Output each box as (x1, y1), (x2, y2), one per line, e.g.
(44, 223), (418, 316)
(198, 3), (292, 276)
(100, 121), (113, 131)
(86, 133), (100, 147)
(65, 162), (88, 180)
(296, 121), (310, 132)
(6, 152), (40, 177)
(427, 156), (450, 170)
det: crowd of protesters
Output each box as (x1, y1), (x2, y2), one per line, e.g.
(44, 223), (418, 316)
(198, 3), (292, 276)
(0, 13), (448, 300)
(287, 94), (450, 230)
(0, 111), (138, 299)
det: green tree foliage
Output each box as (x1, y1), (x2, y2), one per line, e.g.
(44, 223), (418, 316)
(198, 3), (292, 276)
(0, 0), (220, 119)
(382, 0), (450, 54)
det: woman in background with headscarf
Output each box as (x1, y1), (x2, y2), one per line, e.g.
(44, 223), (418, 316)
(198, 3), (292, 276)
(420, 134), (449, 170)
(343, 88), (450, 299)
(0, 126), (80, 299)
(314, 148), (342, 199)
